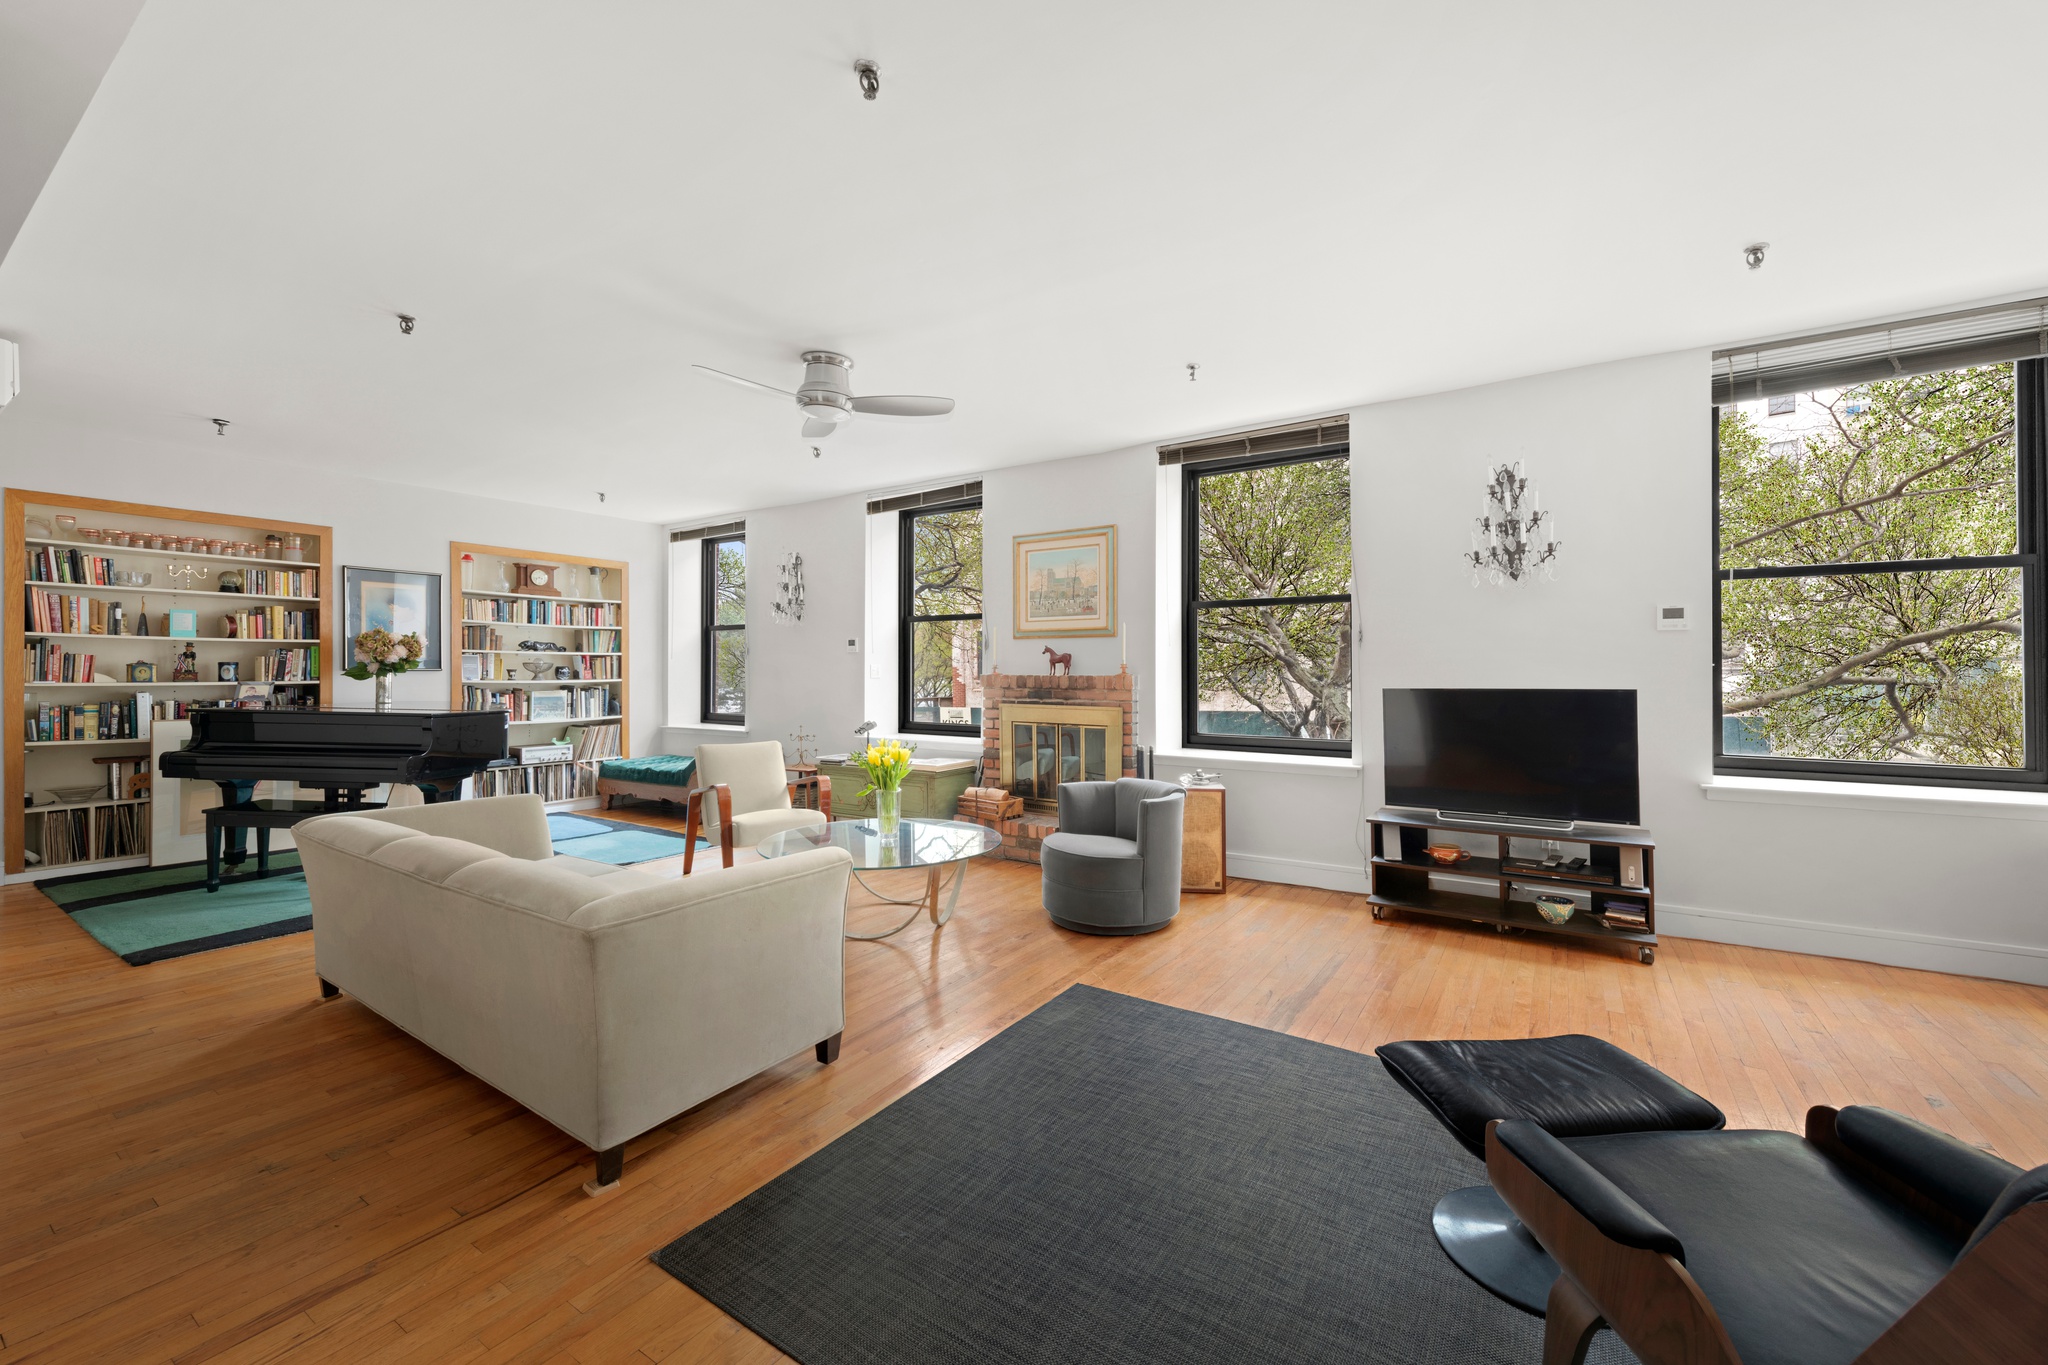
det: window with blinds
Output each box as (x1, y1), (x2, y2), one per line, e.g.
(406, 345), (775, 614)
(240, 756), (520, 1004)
(1713, 301), (2048, 788)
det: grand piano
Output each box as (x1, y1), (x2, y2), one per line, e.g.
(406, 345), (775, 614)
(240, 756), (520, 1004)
(159, 707), (511, 886)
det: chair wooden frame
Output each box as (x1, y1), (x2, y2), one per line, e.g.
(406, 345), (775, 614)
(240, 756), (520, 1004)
(683, 774), (830, 873)
(1486, 1110), (2048, 1365)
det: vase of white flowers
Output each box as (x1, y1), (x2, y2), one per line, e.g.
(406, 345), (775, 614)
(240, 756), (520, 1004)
(343, 626), (425, 711)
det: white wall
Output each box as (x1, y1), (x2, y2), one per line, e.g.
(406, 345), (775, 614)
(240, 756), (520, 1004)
(1, 412), (669, 758)
(665, 492), (871, 762)
(1352, 349), (2048, 986)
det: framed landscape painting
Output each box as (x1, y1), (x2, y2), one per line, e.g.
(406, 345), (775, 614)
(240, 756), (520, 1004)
(1013, 525), (1116, 637)
(343, 566), (443, 671)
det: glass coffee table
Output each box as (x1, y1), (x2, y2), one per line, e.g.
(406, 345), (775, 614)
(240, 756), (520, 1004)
(756, 818), (1003, 940)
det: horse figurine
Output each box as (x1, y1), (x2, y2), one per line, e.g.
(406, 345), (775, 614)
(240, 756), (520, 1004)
(1041, 645), (1073, 676)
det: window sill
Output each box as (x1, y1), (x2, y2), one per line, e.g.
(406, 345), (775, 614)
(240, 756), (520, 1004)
(665, 721), (748, 735)
(1152, 747), (1361, 778)
(1701, 775), (2048, 822)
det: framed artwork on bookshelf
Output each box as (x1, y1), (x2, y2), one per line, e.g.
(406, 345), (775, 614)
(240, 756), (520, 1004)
(343, 566), (443, 671)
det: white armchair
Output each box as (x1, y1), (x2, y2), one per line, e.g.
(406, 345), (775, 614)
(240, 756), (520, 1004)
(687, 740), (832, 871)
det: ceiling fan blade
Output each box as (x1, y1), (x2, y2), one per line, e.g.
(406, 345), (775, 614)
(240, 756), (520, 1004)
(849, 394), (954, 417)
(801, 417), (840, 438)
(693, 363), (796, 399)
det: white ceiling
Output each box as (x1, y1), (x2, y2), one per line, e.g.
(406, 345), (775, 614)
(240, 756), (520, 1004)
(3, 1), (2047, 523)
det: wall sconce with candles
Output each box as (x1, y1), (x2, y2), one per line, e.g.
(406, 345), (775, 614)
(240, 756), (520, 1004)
(1466, 462), (1562, 586)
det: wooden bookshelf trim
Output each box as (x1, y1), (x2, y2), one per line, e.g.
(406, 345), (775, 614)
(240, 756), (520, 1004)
(6, 488), (336, 875)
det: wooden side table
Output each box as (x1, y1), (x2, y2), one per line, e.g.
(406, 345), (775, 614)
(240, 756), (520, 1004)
(1180, 783), (1227, 892)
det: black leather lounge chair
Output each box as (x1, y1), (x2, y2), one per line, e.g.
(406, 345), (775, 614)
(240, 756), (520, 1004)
(1488, 1103), (2048, 1365)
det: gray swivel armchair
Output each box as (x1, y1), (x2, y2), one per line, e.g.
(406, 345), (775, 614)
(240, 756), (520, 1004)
(1041, 778), (1185, 934)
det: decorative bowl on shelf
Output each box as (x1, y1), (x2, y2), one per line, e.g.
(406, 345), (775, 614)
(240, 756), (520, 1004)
(1531, 893), (1577, 925)
(1423, 843), (1471, 865)
(48, 785), (105, 804)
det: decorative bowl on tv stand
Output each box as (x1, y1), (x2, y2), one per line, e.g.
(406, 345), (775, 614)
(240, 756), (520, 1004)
(1423, 843), (1471, 866)
(1531, 893), (1577, 925)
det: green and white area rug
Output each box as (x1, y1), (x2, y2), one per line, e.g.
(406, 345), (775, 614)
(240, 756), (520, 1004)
(42, 814), (706, 966)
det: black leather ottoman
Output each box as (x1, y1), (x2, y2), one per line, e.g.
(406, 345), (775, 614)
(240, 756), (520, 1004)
(1377, 1034), (1724, 1316)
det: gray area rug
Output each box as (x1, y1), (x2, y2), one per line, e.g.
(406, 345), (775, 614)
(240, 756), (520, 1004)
(654, 984), (1637, 1364)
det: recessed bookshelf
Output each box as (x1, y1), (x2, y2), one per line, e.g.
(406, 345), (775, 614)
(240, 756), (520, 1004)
(6, 491), (334, 877)
(449, 541), (628, 808)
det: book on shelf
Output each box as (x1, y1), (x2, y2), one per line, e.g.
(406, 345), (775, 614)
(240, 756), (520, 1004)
(26, 698), (147, 742)
(24, 641), (97, 682)
(221, 606), (315, 640)
(461, 684), (619, 721)
(27, 546), (119, 585)
(99, 756), (152, 800)
(461, 598), (620, 628)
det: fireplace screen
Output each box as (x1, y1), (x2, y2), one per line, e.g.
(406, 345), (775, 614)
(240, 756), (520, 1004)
(996, 701), (1126, 808)
(1011, 722), (1109, 802)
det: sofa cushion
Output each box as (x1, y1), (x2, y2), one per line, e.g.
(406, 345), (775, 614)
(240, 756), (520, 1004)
(442, 857), (631, 919)
(1569, 1129), (1964, 1365)
(1041, 832), (1144, 891)
(600, 754), (697, 787)
(375, 832), (508, 885)
(547, 859), (670, 897)
(734, 807), (827, 847)
(301, 813), (421, 859)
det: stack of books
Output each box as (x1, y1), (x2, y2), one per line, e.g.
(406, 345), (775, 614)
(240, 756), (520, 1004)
(1599, 901), (1649, 933)
(959, 786), (1023, 824)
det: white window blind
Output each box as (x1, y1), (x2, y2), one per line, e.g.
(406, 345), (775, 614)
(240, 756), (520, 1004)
(1714, 297), (2048, 405)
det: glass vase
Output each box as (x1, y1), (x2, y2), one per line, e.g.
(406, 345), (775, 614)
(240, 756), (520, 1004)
(373, 672), (392, 712)
(875, 787), (901, 835)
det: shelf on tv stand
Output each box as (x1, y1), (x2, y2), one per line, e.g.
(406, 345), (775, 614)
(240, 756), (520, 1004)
(1367, 808), (1657, 964)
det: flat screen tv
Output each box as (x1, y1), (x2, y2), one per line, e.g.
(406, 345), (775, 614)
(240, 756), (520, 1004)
(1383, 688), (1639, 826)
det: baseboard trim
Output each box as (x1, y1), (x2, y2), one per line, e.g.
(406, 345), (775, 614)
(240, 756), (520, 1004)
(1225, 852), (1370, 895)
(1658, 900), (2048, 987)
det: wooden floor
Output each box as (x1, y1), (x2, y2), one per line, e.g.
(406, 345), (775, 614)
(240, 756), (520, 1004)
(4, 808), (2047, 1364)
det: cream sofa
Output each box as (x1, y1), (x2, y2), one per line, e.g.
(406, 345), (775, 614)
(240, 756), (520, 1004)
(294, 794), (852, 1194)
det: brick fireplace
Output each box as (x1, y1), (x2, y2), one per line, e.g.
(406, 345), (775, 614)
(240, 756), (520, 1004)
(978, 668), (1138, 863)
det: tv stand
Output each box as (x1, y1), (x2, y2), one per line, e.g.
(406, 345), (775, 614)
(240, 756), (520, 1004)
(1368, 808), (1657, 964)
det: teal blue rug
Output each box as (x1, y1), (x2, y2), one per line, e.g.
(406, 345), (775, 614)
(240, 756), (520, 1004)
(44, 813), (706, 964)
(547, 812), (707, 865)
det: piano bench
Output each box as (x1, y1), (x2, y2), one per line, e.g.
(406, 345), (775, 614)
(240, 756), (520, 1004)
(597, 755), (697, 810)
(206, 797), (385, 893)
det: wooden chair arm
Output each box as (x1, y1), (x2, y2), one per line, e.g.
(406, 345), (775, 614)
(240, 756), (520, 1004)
(1853, 1201), (2048, 1364)
(683, 783), (734, 874)
(1487, 1120), (1741, 1365)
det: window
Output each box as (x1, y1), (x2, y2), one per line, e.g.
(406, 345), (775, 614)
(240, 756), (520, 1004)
(1715, 359), (2046, 786)
(1182, 446), (1353, 754)
(1766, 394), (1798, 416)
(701, 532), (745, 725)
(899, 498), (983, 735)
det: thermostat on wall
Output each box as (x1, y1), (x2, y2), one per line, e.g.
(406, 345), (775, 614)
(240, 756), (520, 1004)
(1656, 605), (1690, 631)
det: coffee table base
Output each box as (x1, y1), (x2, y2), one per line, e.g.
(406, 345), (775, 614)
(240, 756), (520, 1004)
(844, 860), (970, 940)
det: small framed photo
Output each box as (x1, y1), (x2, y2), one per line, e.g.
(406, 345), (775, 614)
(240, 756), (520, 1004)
(235, 682), (273, 709)
(127, 661), (156, 683)
(529, 690), (571, 721)
(167, 609), (199, 639)
(217, 661), (240, 682)
(343, 566), (443, 671)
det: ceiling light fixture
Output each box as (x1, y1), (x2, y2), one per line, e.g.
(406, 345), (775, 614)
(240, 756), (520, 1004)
(1187, 363), (1200, 383)
(855, 60), (879, 101)
(212, 418), (229, 436)
(1743, 242), (1769, 271)
(398, 314), (416, 334)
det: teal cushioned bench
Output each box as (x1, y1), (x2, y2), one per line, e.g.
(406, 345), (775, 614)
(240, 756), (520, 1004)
(597, 754), (698, 808)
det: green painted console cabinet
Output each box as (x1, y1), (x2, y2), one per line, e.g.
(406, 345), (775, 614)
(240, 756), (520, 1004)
(814, 757), (978, 820)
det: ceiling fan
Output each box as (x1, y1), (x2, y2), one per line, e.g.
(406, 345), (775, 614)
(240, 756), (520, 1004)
(693, 351), (954, 438)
